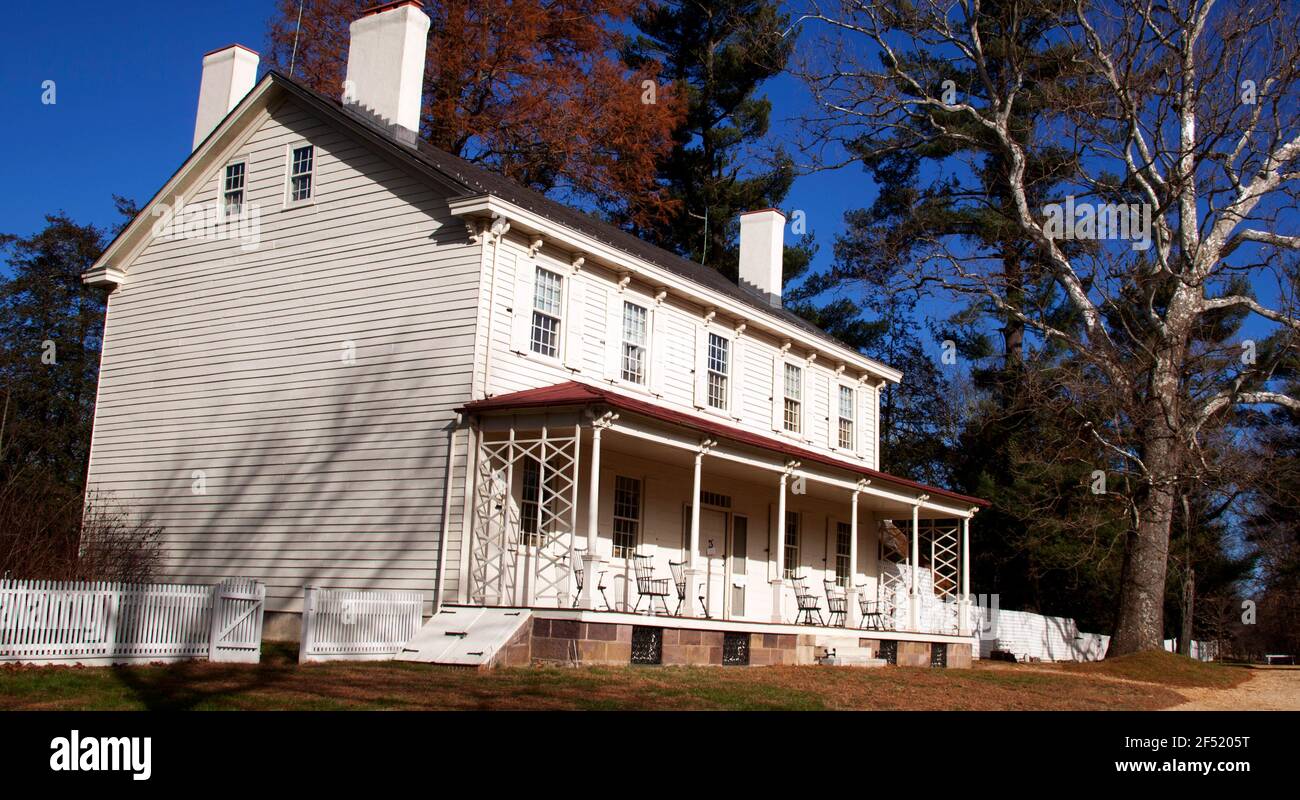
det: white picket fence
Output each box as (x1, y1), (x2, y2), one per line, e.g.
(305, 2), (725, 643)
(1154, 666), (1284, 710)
(0, 577), (265, 665)
(299, 586), (424, 663)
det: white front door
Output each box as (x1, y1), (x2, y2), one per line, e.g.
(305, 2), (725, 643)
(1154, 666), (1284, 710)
(700, 508), (728, 617)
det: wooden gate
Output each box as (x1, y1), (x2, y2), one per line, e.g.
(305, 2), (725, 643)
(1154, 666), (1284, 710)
(208, 577), (265, 663)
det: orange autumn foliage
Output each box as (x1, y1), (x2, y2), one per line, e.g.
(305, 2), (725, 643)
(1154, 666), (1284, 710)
(268, 0), (684, 228)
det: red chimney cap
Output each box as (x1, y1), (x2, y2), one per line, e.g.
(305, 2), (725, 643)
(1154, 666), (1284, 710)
(360, 0), (424, 16)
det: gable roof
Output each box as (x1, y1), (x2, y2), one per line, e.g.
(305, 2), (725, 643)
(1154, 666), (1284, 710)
(269, 74), (874, 363)
(461, 381), (989, 509)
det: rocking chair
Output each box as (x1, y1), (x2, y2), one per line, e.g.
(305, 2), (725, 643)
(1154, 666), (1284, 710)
(791, 575), (824, 625)
(824, 579), (848, 627)
(632, 554), (672, 614)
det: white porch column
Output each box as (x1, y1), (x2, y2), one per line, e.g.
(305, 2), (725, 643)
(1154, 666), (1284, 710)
(771, 469), (788, 623)
(959, 512), (973, 636)
(683, 441), (711, 617)
(845, 481), (866, 628)
(577, 413), (612, 610)
(909, 501), (921, 631)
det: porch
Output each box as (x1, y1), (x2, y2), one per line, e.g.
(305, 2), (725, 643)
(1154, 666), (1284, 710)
(453, 382), (986, 650)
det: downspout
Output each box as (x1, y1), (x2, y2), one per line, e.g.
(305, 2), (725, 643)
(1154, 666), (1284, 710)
(480, 216), (510, 399)
(432, 412), (462, 615)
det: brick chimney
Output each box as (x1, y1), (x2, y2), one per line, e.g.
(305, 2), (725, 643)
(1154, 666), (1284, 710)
(192, 44), (259, 150)
(738, 209), (786, 308)
(343, 0), (431, 144)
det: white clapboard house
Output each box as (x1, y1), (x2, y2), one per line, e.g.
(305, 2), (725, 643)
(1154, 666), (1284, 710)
(83, 0), (987, 668)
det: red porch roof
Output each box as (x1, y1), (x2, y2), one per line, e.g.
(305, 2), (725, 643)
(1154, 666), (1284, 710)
(460, 381), (989, 509)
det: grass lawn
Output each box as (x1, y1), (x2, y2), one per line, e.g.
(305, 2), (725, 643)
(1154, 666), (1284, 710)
(0, 644), (1247, 711)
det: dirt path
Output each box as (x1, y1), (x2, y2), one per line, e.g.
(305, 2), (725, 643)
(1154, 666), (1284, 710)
(1168, 669), (1300, 711)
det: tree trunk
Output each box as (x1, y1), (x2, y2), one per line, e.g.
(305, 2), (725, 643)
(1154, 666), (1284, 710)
(1109, 415), (1181, 656)
(1179, 566), (1194, 657)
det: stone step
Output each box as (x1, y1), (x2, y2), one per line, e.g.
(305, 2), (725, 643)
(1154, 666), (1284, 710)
(817, 645), (887, 667)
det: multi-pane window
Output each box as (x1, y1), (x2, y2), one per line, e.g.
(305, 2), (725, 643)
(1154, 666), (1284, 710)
(835, 521), (852, 586)
(620, 301), (648, 384)
(706, 333), (729, 410)
(783, 510), (799, 579)
(783, 363), (802, 433)
(223, 162), (245, 217)
(289, 145), (314, 202)
(838, 385), (855, 450)
(530, 267), (564, 357)
(520, 458), (544, 547)
(612, 476), (642, 559)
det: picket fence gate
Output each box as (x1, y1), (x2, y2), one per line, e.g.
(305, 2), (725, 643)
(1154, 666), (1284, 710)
(0, 577), (265, 665)
(299, 586), (424, 663)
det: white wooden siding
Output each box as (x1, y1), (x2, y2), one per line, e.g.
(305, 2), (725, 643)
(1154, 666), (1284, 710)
(86, 100), (480, 614)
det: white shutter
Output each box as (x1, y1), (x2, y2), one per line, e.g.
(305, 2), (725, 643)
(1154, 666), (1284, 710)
(825, 376), (836, 450)
(649, 307), (668, 396)
(603, 291), (622, 381)
(795, 364), (806, 442)
(858, 384), (872, 461)
(563, 273), (585, 371)
(730, 336), (745, 420)
(509, 256), (532, 354)
(692, 325), (708, 408)
(768, 503), (778, 581)
(770, 355), (783, 431)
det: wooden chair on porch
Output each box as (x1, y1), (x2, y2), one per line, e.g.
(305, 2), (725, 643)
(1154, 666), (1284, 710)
(824, 579), (848, 627)
(791, 575), (824, 625)
(632, 554), (672, 615)
(571, 550), (609, 610)
(668, 561), (708, 618)
(857, 590), (887, 630)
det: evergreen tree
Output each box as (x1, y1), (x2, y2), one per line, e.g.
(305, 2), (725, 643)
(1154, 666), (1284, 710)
(622, 0), (803, 279)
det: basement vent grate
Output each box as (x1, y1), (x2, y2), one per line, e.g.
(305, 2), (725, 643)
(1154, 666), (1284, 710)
(930, 642), (948, 669)
(722, 632), (749, 666)
(879, 640), (897, 665)
(631, 626), (662, 665)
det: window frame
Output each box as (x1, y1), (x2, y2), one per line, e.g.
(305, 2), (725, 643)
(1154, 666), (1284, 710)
(619, 298), (650, 385)
(782, 362), (803, 434)
(836, 383), (856, 451)
(705, 330), (731, 412)
(611, 475), (643, 560)
(529, 265), (566, 359)
(283, 142), (317, 208)
(834, 521), (852, 586)
(221, 158), (248, 219)
(783, 510), (800, 579)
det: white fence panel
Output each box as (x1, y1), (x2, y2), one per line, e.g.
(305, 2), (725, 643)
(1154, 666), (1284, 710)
(299, 586), (423, 663)
(0, 578), (216, 665)
(209, 577), (266, 663)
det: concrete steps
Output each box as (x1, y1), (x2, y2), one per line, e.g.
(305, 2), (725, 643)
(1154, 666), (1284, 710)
(817, 645), (887, 668)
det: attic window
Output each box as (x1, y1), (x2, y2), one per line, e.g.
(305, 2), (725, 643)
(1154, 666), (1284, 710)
(289, 145), (314, 202)
(223, 162), (245, 217)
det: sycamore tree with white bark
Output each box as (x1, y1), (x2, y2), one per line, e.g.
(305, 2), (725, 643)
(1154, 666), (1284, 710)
(796, 0), (1300, 654)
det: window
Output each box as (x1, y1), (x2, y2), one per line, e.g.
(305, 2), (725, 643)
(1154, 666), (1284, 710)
(783, 363), (802, 433)
(289, 144), (314, 202)
(612, 476), (642, 559)
(620, 301), (648, 384)
(838, 385), (855, 450)
(835, 521), (852, 585)
(530, 267), (564, 357)
(783, 510), (799, 579)
(520, 458), (543, 547)
(706, 333), (729, 410)
(223, 162), (245, 217)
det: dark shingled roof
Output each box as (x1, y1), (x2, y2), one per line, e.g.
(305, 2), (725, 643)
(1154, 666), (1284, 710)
(271, 71), (861, 356)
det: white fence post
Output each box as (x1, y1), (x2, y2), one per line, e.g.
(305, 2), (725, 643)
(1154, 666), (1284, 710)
(299, 586), (318, 664)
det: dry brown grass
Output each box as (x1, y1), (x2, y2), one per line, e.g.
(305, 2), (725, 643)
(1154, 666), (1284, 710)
(0, 643), (1206, 711)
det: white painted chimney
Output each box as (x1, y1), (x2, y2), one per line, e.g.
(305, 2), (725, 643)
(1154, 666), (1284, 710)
(193, 44), (259, 151)
(738, 209), (786, 308)
(344, 0), (431, 140)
